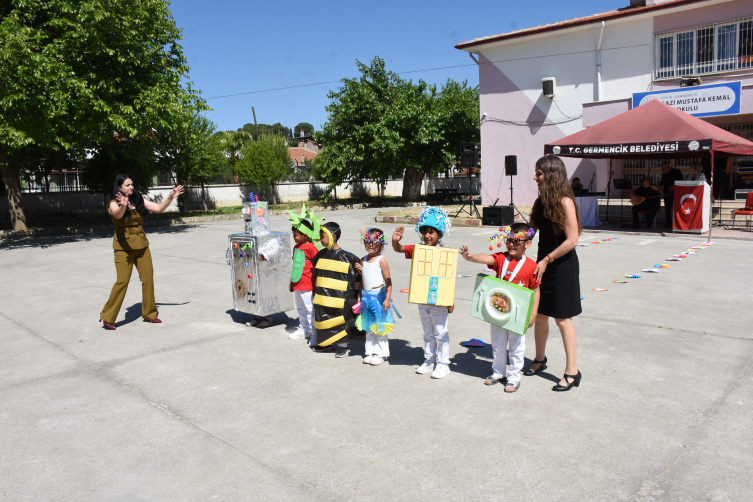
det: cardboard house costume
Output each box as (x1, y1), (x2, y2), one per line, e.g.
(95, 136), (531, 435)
(407, 207), (457, 307)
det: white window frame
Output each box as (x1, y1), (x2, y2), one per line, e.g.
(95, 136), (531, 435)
(654, 17), (753, 79)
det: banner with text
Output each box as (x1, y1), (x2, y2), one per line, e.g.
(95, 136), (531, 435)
(633, 82), (741, 118)
(545, 139), (712, 156)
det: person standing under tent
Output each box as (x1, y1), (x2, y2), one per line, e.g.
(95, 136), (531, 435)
(659, 162), (683, 228)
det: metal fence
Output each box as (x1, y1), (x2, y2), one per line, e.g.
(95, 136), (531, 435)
(22, 171), (87, 192)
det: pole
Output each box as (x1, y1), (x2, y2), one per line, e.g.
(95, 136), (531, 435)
(707, 150), (714, 242)
(252, 107), (259, 138)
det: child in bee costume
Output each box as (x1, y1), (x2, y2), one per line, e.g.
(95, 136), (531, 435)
(311, 222), (362, 358)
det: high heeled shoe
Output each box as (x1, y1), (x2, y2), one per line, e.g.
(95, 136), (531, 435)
(100, 319), (116, 330)
(522, 356), (547, 376)
(552, 371), (581, 391)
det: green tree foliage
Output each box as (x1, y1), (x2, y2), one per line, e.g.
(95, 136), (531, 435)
(81, 135), (159, 207)
(239, 122), (292, 141)
(292, 122), (315, 137)
(234, 134), (292, 204)
(221, 130), (252, 168)
(14, 146), (80, 192)
(0, 0), (206, 230)
(157, 111), (230, 213)
(313, 57), (479, 201)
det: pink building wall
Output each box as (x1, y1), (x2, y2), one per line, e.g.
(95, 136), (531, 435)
(653, 0), (753, 32)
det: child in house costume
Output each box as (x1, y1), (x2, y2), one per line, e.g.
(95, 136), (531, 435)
(287, 204), (324, 341)
(356, 227), (394, 366)
(392, 206), (454, 379)
(311, 222), (362, 357)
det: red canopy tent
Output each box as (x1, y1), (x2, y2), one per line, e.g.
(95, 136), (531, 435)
(543, 100), (753, 234)
(544, 99), (753, 163)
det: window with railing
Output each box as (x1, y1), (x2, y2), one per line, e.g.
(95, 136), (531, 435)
(655, 17), (753, 79)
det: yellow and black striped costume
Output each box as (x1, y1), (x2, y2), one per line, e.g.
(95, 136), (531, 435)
(312, 248), (361, 347)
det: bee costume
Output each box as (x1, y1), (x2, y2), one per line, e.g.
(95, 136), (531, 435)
(311, 224), (361, 347)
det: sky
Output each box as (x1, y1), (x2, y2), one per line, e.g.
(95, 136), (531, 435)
(171, 0), (627, 134)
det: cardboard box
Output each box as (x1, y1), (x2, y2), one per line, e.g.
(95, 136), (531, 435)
(408, 245), (458, 307)
(470, 273), (534, 336)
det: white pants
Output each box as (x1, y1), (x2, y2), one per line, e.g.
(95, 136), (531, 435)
(294, 290), (314, 338)
(418, 304), (450, 366)
(365, 332), (390, 357)
(490, 325), (525, 383)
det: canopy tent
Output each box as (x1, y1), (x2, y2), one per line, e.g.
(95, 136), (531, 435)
(544, 99), (753, 161)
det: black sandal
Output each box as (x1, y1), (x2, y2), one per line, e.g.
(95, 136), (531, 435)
(552, 371), (581, 392)
(523, 356), (547, 376)
(484, 375), (506, 386)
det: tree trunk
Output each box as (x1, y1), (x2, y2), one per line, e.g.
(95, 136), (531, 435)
(401, 166), (425, 201)
(0, 151), (29, 231)
(201, 182), (207, 211)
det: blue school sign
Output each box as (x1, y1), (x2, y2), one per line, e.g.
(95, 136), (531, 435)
(633, 81), (741, 118)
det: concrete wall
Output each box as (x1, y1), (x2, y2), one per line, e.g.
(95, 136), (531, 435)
(0, 176), (479, 223)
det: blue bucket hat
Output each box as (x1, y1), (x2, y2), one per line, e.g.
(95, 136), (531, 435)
(416, 206), (451, 244)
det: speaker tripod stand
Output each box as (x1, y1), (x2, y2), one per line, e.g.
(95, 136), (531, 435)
(508, 174), (529, 225)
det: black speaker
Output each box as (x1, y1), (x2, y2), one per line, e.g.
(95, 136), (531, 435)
(482, 206), (514, 227)
(505, 155), (517, 176)
(460, 142), (478, 168)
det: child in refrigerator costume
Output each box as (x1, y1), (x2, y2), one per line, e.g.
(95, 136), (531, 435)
(459, 222), (540, 393)
(355, 227), (395, 366)
(310, 222), (362, 358)
(392, 206), (454, 380)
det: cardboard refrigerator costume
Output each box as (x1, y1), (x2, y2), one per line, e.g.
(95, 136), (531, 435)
(312, 228), (361, 347)
(227, 196), (293, 316)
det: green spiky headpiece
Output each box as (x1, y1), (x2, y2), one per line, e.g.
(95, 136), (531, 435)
(287, 203), (325, 248)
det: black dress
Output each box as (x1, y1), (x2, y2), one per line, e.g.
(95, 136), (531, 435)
(535, 213), (582, 319)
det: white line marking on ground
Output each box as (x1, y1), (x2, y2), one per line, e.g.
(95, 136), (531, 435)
(637, 240), (656, 245)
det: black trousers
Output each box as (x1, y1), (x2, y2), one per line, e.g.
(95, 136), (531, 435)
(663, 195), (673, 226)
(633, 203), (658, 227)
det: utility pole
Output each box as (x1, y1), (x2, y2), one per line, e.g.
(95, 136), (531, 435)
(252, 107), (259, 138)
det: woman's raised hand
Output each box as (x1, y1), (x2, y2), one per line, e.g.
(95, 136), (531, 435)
(115, 192), (129, 206)
(170, 185), (184, 199)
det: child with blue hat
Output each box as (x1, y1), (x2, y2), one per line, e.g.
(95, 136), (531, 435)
(391, 206), (454, 379)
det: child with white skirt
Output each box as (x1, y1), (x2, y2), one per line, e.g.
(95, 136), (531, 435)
(357, 227), (394, 366)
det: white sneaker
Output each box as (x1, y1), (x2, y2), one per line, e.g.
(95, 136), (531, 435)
(416, 360), (435, 374)
(431, 364), (450, 379)
(289, 328), (306, 339)
(370, 355), (384, 366)
(363, 355), (373, 364)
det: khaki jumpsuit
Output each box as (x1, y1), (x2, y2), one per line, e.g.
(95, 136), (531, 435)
(99, 204), (158, 323)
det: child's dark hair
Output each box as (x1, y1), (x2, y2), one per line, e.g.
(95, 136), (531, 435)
(322, 221), (341, 242)
(511, 222), (535, 238)
(419, 225), (442, 238)
(292, 220), (314, 242)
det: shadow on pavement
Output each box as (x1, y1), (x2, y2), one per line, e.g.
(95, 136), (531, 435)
(0, 224), (197, 250)
(450, 344), (494, 379)
(522, 357), (561, 384)
(383, 338), (425, 367)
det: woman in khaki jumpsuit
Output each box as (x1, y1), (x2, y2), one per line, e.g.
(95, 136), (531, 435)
(100, 174), (183, 330)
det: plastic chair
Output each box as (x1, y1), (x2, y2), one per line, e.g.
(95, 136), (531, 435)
(732, 192), (753, 228)
(638, 210), (656, 229)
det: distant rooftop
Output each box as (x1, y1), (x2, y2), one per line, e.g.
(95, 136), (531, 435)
(455, 0), (705, 50)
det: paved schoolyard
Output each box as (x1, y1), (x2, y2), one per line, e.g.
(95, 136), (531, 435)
(1, 208), (751, 501)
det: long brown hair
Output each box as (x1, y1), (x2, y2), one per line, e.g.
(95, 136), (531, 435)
(530, 155), (582, 235)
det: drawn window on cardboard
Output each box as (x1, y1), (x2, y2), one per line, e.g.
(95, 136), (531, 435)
(417, 248), (434, 276)
(438, 250), (455, 278)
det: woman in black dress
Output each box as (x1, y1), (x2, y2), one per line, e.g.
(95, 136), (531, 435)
(524, 155), (582, 391)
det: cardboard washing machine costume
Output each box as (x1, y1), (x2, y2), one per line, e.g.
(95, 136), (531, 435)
(311, 223), (362, 347)
(227, 197), (294, 316)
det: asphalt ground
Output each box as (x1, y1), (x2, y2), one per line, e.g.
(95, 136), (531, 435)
(1, 207), (751, 501)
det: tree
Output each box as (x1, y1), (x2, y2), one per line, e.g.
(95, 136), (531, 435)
(313, 57), (479, 201)
(221, 130), (252, 168)
(81, 135), (160, 208)
(158, 111), (229, 213)
(239, 123), (292, 141)
(234, 134), (292, 205)
(0, 0), (206, 230)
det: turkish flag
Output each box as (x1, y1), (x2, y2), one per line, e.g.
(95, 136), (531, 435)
(673, 184), (705, 231)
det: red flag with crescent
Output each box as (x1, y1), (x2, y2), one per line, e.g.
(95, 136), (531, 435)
(673, 184), (704, 231)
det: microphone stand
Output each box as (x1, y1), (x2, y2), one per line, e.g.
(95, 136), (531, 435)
(586, 172), (596, 193)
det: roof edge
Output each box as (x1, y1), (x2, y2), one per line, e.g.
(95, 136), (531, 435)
(455, 0), (710, 51)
